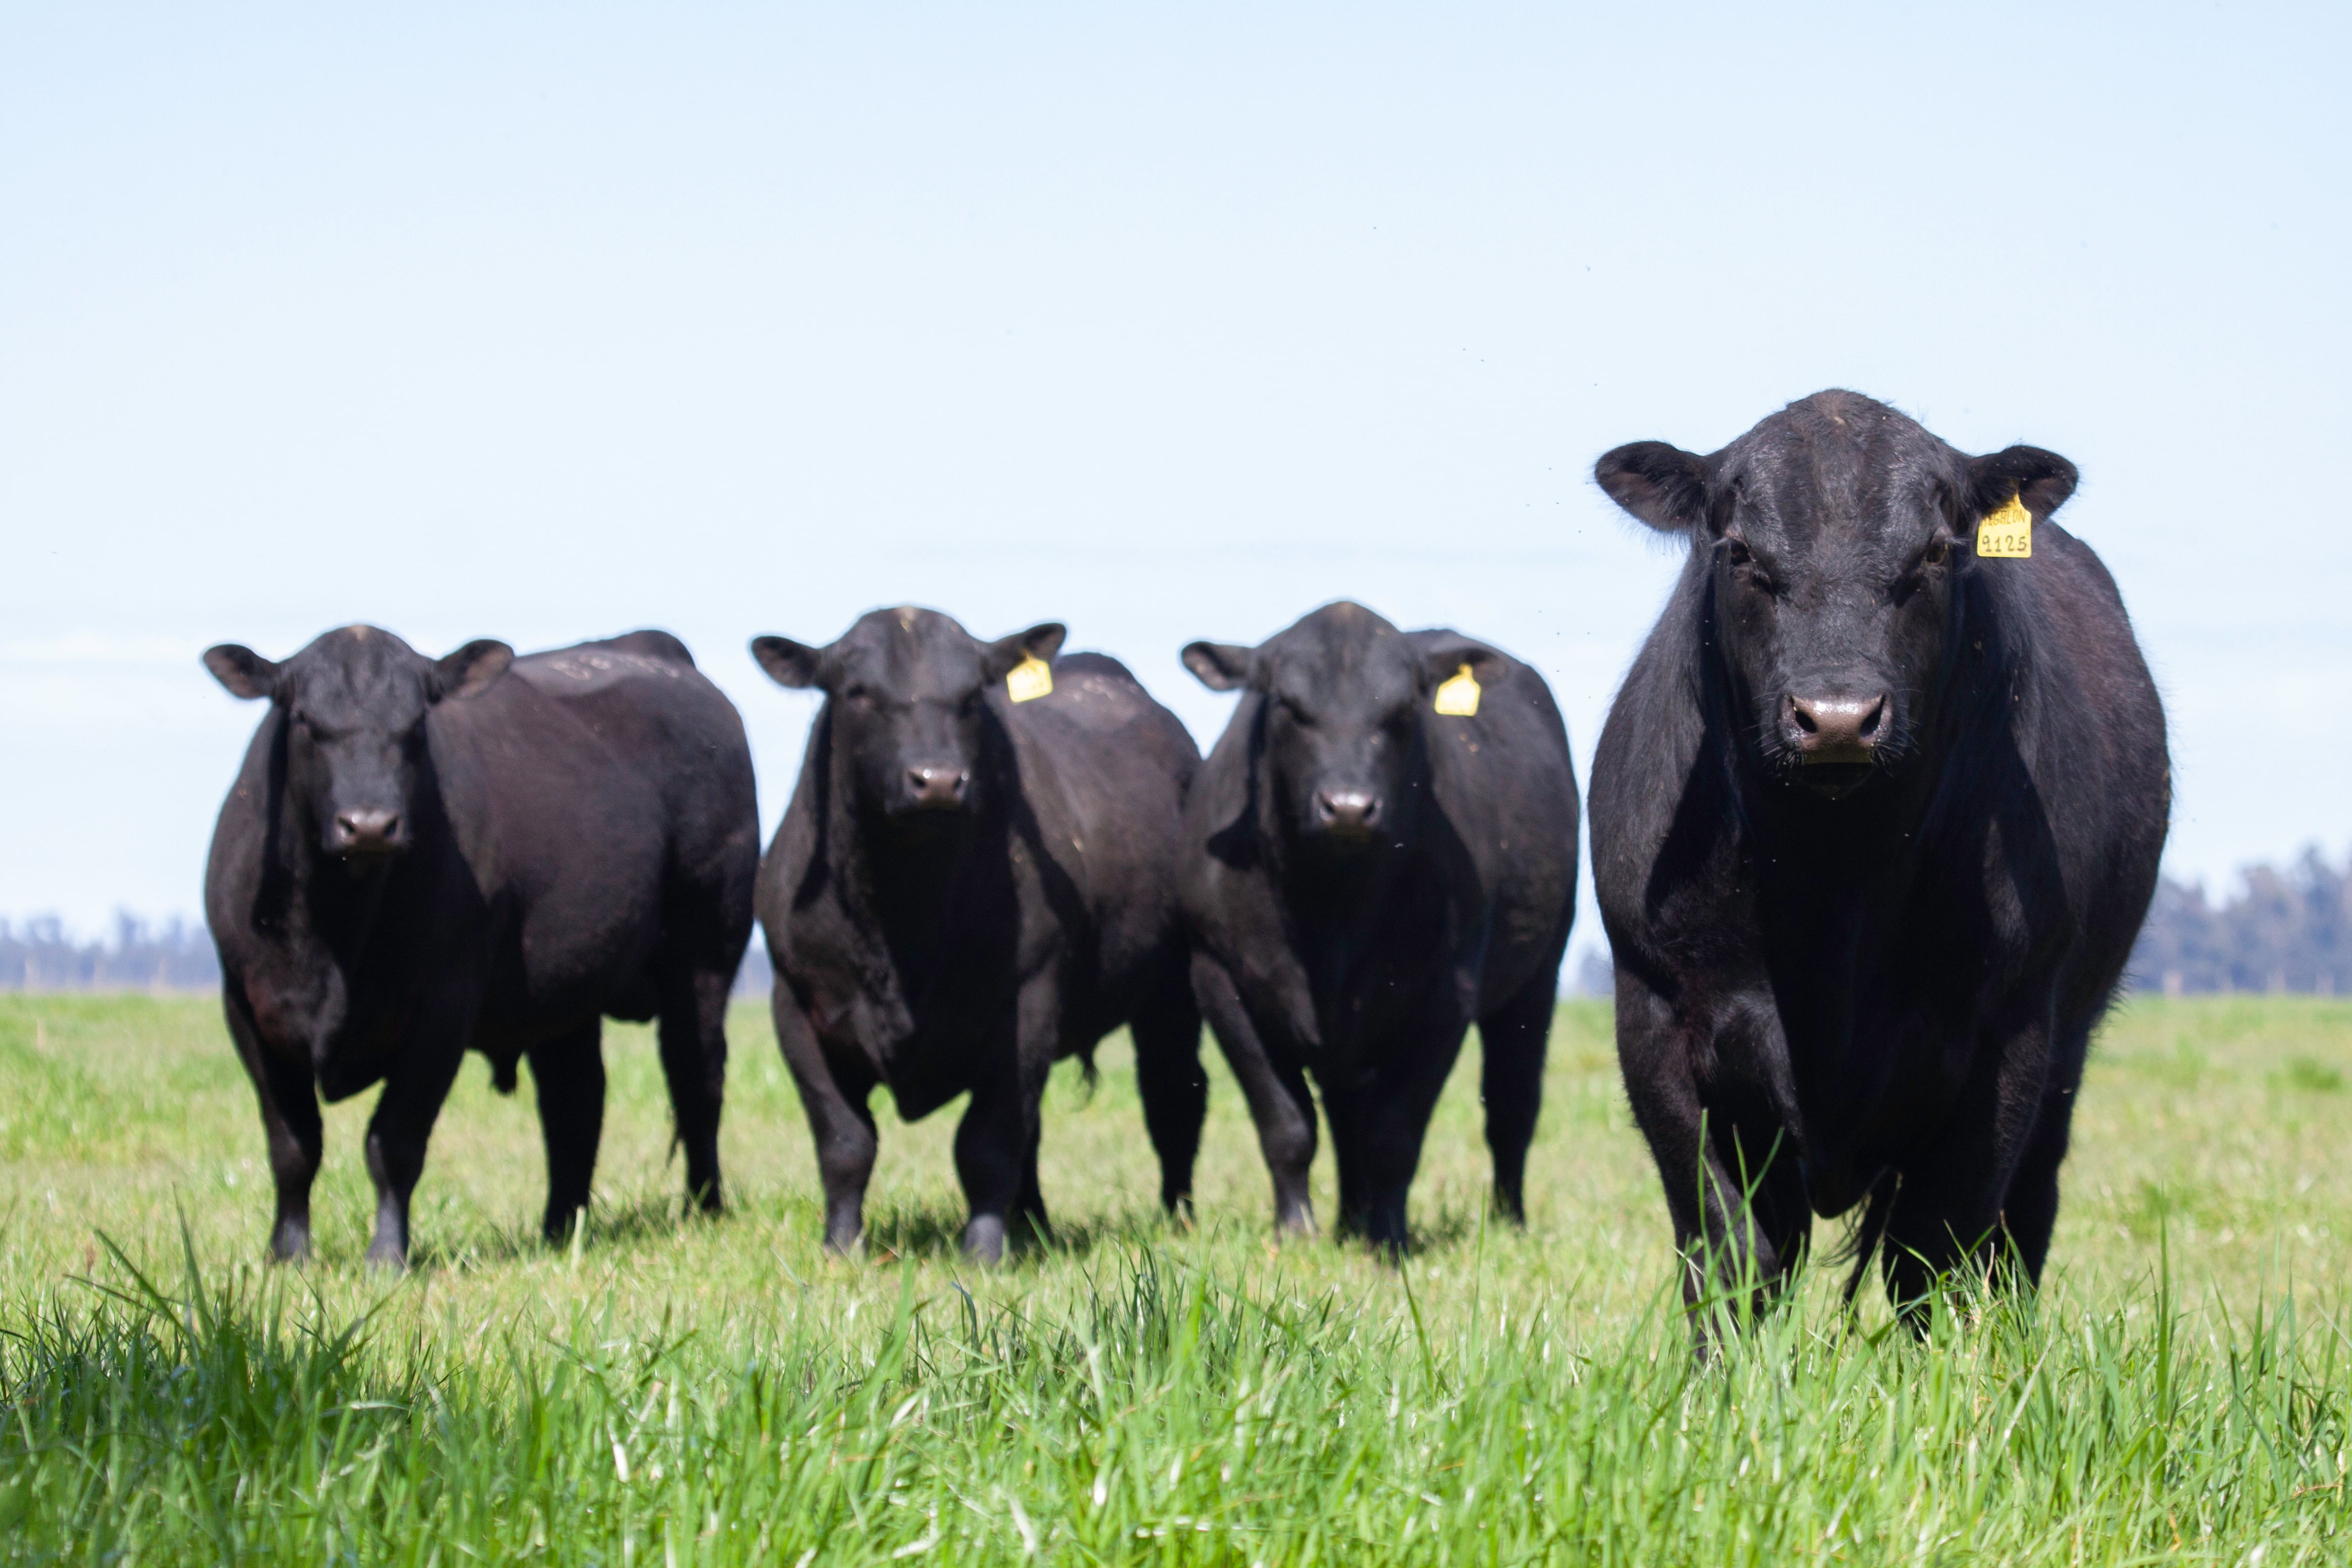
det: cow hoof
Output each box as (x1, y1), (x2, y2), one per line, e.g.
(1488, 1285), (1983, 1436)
(963, 1215), (1008, 1267)
(363, 1247), (408, 1274)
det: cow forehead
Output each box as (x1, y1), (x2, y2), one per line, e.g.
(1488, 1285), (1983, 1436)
(1263, 611), (1416, 707)
(287, 628), (430, 721)
(836, 608), (984, 695)
(1729, 408), (1952, 556)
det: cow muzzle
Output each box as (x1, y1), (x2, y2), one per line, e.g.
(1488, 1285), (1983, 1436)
(1309, 787), (1383, 842)
(902, 764), (970, 813)
(329, 807), (406, 858)
(1782, 692), (1886, 766)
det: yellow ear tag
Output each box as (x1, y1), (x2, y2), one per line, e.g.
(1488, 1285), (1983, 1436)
(1005, 655), (1053, 703)
(1976, 493), (2032, 558)
(1432, 663), (1481, 717)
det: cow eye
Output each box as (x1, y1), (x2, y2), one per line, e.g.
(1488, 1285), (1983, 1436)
(1279, 697), (1313, 727)
(1724, 539), (1752, 567)
(1922, 538), (1949, 567)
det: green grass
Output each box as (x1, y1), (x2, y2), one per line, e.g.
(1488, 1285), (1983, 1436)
(4, 994), (2352, 1563)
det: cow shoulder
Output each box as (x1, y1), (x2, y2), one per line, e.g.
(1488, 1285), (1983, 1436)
(1591, 559), (1731, 948)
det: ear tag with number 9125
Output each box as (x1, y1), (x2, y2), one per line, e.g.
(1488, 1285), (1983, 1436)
(1005, 656), (1053, 703)
(1976, 494), (2032, 558)
(1432, 663), (1481, 717)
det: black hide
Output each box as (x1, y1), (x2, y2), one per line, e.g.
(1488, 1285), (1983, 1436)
(1587, 390), (2169, 1327)
(752, 607), (1204, 1264)
(203, 627), (760, 1268)
(1179, 601), (1579, 1251)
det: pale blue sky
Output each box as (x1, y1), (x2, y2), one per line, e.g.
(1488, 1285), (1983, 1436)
(4, 2), (2348, 974)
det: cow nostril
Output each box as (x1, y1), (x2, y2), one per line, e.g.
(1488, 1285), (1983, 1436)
(334, 809), (400, 845)
(906, 766), (967, 807)
(1859, 698), (1885, 737)
(1790, 702), (1818, 735)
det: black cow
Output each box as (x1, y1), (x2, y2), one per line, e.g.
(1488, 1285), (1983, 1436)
(203, 627), (759, 1268)
(751, 607), (1205, 1264)
(1589, 390), (2168, 1324)
(1179, 601), (1579, 1251)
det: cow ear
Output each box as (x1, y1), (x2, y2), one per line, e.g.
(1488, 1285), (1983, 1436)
(431, 639), (514, 701)
(1595, 441), (1714, 534)
(203, 644), (281, 701)
(1967, 445), (2077, 522)
(983, 623), (1067, 681)
(750, 635), (826, 689)
(1421, 639), (1508, 690)
(1180, 641), (1255, 692)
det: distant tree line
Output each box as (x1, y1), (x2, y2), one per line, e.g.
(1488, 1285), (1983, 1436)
(0, 912), (781, 997)
(2127, 847), (2352, 996)
(1, 914), (221, 992)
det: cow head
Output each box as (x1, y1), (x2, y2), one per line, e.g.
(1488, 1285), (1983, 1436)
(752, 607), (1065, 822)
(203, 626), (513, 859)
(1596, 390), (2076, 798)
(1183, 601), (1502, 852)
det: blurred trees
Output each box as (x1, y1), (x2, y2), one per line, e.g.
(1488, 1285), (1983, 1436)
(0, 913), (219, 991)
(2129, 847), (2352, 995)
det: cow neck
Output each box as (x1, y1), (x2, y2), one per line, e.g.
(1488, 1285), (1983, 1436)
(824, 724), (1002, 1019)
(254, 707), (434, 1013)
(1258, 708), (1442, 1013)
(1710, 563), (2028, 1117)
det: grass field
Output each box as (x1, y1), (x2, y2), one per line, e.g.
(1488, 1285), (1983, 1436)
(4, 993), (2352, 1564)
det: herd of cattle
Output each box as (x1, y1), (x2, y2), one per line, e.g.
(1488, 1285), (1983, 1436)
(199, 391), (2169, 1323)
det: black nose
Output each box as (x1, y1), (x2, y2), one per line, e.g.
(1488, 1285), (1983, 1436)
(332, 808), (403, 853)
(1313, 788), (1381, 833)
(906, 765), (970, 810)
(1784, 693), (1887, 763)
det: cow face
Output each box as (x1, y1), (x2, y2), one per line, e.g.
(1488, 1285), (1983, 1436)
(1596, 390), (2077, 798)
(753, 608), (1065, 822)
(1184, 601), (1501, 852)
(203, 626), (513, 858)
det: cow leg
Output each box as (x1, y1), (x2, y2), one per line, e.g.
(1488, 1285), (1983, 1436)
(361, 1037), (468, 1270)
(955, 1070), (1040, 1266)
(1014, 1113), (1049, 1239)
(1326, 1024), (1470, 1256)
(1476, 976), (1557, 1226)
(1616, 973), (1794, 1334)
(655, 960), (730, 1216)
(528, 1020), (605, 1244)
(2000, 1024), (2092, 1286)
(1129, 962), (1208, 1218)
(224, 984), (322, 1263)
(1711, 1113), (1811, 1305)
(773, 984), (878, 1254)
(1191, 950), (1319, 1234)
(960, 975), (1060, 1264)
(1880, 1009), (2056, 1323)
